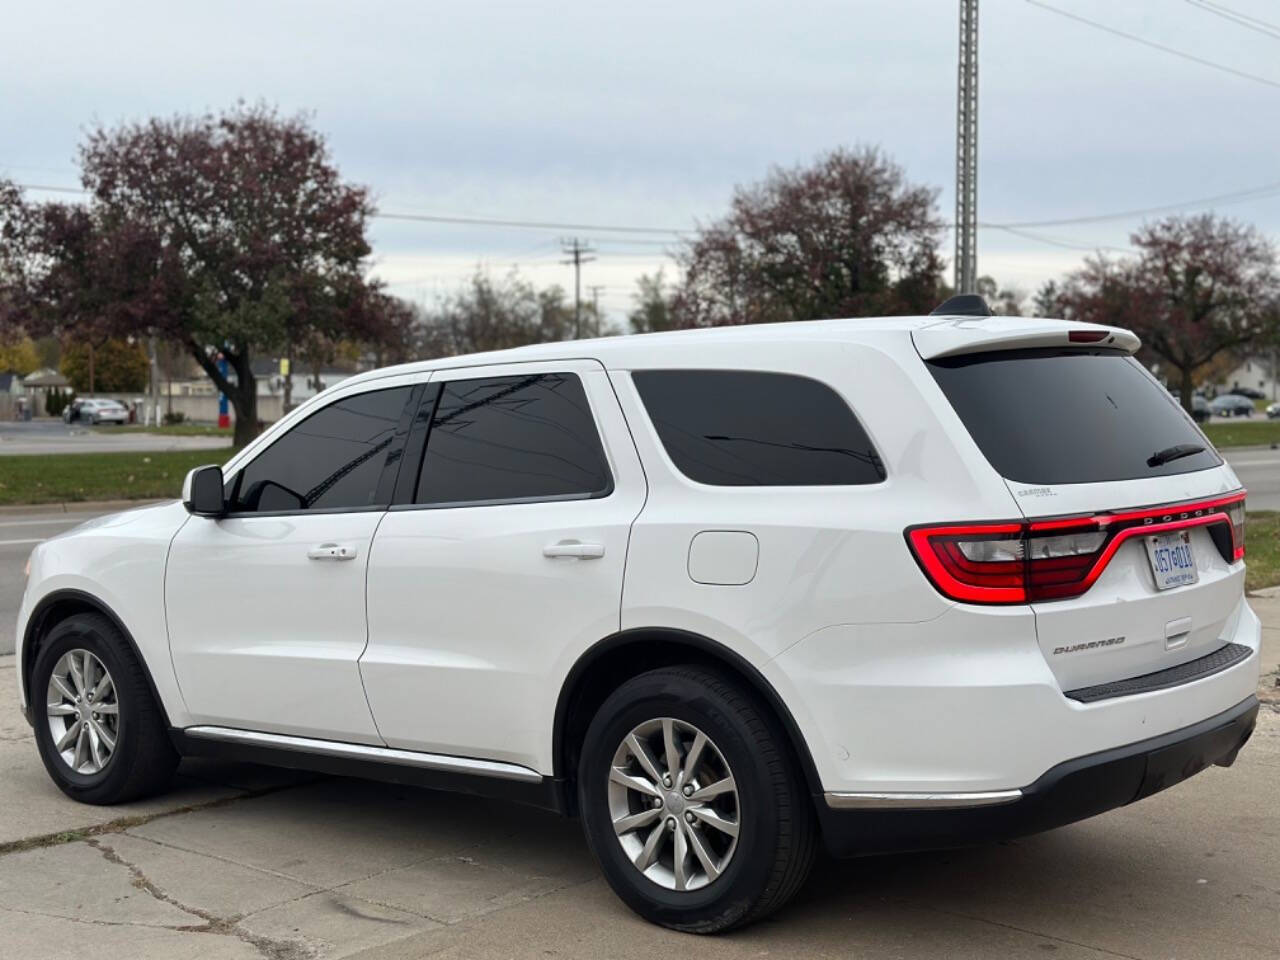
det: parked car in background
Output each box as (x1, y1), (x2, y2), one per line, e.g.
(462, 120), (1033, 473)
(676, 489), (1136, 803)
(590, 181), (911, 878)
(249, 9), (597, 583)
(1192, 395), (1210, 423)
(16, 309), (1259, 932)
(63, 398), (129, 425)
(1232, 386), (1266, 400)
(1210, 394), (1255, 418)
(1266, 401), (1280, 420)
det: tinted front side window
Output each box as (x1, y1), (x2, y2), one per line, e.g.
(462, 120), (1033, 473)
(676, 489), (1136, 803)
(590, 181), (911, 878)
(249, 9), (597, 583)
(928, 349), (1222, 484)
(416, 373), (612, 505)
(230, 386), (413, 512)
(632, 370), (885, 486)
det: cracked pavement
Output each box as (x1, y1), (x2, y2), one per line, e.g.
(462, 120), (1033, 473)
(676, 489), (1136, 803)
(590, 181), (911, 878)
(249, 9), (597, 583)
(0, 596), (1277, 959)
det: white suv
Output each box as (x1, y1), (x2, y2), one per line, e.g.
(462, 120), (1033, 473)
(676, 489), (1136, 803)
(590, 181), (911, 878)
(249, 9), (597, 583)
(15, 307), (1260, 932)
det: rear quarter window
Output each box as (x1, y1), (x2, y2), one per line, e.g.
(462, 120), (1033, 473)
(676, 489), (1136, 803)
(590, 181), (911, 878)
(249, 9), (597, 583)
(927, 349), (1222, 484)
(632, 369), (884, 486)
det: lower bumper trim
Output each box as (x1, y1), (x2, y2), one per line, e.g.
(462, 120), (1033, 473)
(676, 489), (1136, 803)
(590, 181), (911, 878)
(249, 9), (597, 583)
(825, 789), (1022, 810)
(817, 694), (1258, 857)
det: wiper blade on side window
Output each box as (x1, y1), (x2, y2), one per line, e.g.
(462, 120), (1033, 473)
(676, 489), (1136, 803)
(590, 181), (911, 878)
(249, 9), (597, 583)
(1147, 442), (1206, 467)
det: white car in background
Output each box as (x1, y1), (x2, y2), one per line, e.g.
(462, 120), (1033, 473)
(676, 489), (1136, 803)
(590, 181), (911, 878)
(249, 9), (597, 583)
(15, 300), (1260, 932)
(64, 397), (129, 425)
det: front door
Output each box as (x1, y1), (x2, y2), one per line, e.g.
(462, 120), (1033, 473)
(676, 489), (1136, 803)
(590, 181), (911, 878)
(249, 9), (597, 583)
(166, 381), (420, 743)
(361, 361), (646, 771)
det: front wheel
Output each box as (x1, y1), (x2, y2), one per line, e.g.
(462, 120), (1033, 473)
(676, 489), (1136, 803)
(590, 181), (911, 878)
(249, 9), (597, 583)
(578, 665), (815, 933)
(31, 613), (178, 804)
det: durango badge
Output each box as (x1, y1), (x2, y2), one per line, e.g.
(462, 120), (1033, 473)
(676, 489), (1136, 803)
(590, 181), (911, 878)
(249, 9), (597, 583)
(1054, 636), (1126, 655)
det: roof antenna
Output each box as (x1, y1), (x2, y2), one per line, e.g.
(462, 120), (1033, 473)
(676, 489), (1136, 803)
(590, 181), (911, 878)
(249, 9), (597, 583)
(930, 294), (991, 317)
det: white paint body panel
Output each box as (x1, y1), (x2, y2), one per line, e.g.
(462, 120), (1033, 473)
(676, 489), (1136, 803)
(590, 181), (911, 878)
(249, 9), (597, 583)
(15, 501), (195, 725)
(165, 509), (386, 742)
(14, 313), (1260, 803)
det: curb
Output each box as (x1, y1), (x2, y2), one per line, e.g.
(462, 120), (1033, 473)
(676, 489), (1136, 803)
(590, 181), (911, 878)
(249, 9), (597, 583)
(0, 498), (165, 516)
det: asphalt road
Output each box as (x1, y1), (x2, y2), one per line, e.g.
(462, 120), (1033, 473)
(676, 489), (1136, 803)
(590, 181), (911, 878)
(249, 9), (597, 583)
(0, 420), (231, 455)
(0, 508), (112, 655)
(1227, 447), (1280, 513)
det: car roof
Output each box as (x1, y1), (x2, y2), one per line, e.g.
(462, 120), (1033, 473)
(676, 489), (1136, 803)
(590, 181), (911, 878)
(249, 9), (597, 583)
(339, 314), (1129, 389)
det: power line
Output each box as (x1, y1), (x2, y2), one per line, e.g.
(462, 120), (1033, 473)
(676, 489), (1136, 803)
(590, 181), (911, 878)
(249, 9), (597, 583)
(378, 210), (686, 236)
(984, 224), (1130, 253)
(6, 181), (691, 237)
(1024, 0), (1280, 90)
(1184, 0), (1280, 40)
(10, 177), (1280, 249)
(978, 179), (1280, 228)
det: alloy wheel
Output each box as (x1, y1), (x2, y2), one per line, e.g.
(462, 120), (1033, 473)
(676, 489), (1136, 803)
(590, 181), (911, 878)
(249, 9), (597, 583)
(45, 648), (119, 775)
(608, 717), (740, 892)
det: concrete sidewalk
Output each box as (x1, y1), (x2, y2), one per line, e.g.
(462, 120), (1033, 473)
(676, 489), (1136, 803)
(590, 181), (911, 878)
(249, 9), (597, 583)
(0, 602), (1277, 959)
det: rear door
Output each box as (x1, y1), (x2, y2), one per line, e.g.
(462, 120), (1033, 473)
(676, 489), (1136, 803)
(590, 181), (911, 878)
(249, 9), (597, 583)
(922, 342), (1245, 693)
(360, 360), (646, 771)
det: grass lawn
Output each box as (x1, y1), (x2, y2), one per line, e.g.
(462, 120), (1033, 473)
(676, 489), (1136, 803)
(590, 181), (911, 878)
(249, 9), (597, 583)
(0, 449), (234, 506)
(1246, 511), (1280, 594)
(1202, 420), (1280, 449)
(92, 423), (233, 437)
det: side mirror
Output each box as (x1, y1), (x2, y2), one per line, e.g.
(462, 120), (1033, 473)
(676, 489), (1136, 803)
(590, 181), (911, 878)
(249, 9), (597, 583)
(182, 465), (226, 517)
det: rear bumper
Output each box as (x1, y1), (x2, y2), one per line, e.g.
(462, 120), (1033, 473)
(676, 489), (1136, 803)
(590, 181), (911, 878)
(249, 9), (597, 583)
(817, 694), (1258, 857)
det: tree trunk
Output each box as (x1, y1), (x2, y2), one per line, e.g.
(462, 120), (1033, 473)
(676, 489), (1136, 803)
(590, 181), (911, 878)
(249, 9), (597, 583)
(184, 339), (260, 449)
(1179, 365), (1195, 413)
(227, 351), (258, 449)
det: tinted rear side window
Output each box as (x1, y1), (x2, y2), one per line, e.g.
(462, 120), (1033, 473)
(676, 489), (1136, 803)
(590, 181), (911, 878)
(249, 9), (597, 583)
(632, 370), (884, 486)
(229, 386), (413, 513)
(928, 349), (1221, 484)
(416, 372), (612, 505)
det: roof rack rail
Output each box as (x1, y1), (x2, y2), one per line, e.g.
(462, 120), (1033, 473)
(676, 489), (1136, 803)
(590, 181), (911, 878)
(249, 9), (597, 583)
(930, 294), (991, 317)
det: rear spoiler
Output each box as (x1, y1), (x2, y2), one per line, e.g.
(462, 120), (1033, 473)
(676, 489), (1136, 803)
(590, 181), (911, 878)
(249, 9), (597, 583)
(912, 315), (1141, 360)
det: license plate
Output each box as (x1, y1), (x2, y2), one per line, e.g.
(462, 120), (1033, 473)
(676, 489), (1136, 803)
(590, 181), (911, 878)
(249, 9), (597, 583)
(1145, 530), (1198, 591)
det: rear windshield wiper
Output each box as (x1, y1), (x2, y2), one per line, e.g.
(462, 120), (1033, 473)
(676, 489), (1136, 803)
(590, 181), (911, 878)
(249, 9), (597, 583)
(1147, 442), (1205, 467)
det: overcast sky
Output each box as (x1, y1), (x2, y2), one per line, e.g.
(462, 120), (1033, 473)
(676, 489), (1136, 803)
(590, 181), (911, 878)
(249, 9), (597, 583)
(5, 0), (1280, 321)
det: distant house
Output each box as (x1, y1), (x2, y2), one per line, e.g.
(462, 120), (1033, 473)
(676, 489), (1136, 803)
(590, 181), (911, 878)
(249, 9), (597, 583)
(162, 360), (353, 402)
(21, 368), (70, 401)
(1223, 353), (1280, 400)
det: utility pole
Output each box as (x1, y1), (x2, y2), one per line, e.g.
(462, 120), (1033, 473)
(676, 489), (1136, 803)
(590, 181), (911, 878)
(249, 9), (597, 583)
(588, 285), (605, 337)
(955, 0), (979, 294)
(147, 333), (160, 426)
(561, 238), (596, 338)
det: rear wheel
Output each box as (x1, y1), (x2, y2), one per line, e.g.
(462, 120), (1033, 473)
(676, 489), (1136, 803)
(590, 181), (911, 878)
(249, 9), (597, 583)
(578, 665), (815, 933)
(31, 613), (178, 804)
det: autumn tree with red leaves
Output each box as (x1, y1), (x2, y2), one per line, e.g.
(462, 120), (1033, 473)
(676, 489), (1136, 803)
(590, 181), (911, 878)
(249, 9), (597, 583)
(671, 147), (946, 326)
(70, 105), (381, 443)
(1059, 215), (1279, 412)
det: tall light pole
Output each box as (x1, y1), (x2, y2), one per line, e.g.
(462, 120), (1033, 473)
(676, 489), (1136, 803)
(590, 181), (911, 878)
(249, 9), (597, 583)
(955, 0), (979, 294)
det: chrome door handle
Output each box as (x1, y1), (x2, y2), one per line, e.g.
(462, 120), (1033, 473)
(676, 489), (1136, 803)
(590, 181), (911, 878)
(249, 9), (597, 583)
(543, 541), (605, 560)
(307, 543), (358, 561)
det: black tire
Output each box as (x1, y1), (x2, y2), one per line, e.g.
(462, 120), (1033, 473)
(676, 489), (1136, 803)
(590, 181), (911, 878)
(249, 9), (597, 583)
(578, 665), (816, 933)
(31, 613), (179, 804)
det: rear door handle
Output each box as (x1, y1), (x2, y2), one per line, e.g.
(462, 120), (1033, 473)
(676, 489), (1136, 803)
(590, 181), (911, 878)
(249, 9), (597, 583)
(543, 540), (605, 560)
(307, 543), (358, 561)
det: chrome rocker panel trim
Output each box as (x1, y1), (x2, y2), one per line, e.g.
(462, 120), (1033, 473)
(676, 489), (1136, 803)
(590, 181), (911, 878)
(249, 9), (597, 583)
(183, 726), (543, 783)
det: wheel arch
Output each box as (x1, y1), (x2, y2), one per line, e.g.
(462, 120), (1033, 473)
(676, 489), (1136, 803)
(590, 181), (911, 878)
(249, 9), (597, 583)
(552, 627), (824, 814)
(21, 588), (172, 728)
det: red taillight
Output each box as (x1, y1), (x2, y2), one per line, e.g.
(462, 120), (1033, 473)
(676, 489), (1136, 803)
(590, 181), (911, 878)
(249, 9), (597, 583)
(907, 491), (1246, 605)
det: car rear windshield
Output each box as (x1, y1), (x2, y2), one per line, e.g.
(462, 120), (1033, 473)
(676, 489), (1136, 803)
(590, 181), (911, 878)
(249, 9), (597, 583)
(927, 348), (1221, 485)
